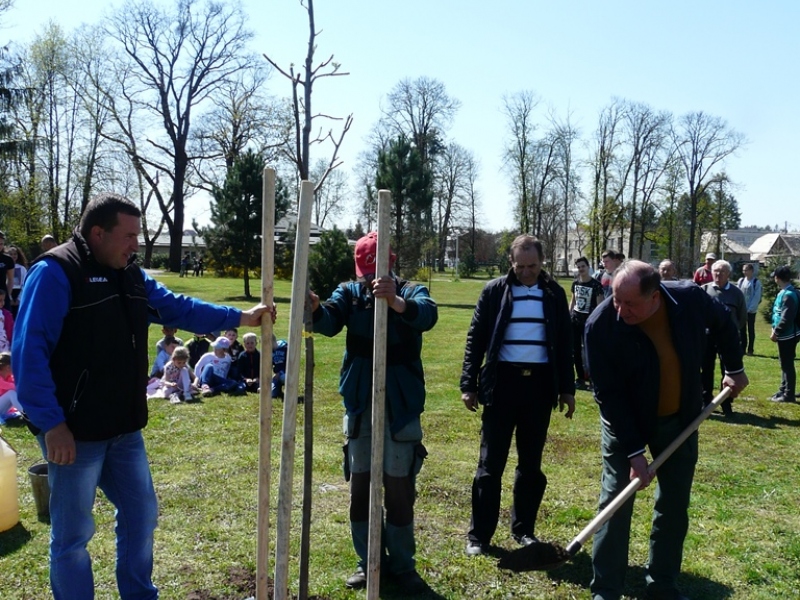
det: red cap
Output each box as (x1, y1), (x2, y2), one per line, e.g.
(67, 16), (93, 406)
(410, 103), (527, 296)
(354, 232), (395, 278)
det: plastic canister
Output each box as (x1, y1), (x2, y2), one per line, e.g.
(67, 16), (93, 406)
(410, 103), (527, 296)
(0, 430), (20, 532)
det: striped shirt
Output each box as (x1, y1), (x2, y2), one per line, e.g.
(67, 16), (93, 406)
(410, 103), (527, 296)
(499, 283), (548, 363)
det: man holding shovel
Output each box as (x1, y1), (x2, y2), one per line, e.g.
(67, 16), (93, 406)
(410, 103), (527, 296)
(309, 232), (438, 593)
(584, 260), (748, 600)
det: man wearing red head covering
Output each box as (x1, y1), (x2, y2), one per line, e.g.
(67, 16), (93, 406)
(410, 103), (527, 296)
(309, 232), (437, 594)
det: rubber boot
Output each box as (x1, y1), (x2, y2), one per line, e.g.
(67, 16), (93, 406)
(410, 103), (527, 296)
(385, 522), (416, 575)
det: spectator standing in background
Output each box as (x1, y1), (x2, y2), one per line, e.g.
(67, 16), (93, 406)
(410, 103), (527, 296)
(693, 253), (716, 286)
(737, 263), (762, 355)
(769, 266), (800, 403)
(701, 260), (746, 416)
(569, 256), (603, 389)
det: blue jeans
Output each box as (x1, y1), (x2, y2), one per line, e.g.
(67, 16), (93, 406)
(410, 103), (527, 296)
(38, 430), (159, 600)
(199, 364), (246, 395)
(591, 416), (697, 600)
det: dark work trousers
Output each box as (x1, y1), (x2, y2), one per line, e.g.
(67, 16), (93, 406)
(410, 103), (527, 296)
(572, 316), (589, 382)
(740, 312), (757, 354)
(701, 338), (733, 413)
(468, 362), (554, 545)
(777, 336), (799, 398)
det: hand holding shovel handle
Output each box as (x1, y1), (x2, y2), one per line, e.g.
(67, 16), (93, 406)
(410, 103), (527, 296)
(499, 386), (733, 572)
(566, 386), (733, 556)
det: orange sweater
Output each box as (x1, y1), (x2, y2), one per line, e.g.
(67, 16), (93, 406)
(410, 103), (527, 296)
(637, 299), (681, 416)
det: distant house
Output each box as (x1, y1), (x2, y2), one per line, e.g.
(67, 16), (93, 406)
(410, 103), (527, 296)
(749, 233), (800, 270)
(699, 231), (751, 265)
(275, 213), (325, 245)
(138, 229), (205, 254)
(138, 214), (328, 255)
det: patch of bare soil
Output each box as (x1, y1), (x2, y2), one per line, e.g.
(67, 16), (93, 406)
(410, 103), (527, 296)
(185, 566), (330, 600)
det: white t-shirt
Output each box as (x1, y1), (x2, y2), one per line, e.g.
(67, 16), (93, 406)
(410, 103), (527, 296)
(194, 352), (232, 378)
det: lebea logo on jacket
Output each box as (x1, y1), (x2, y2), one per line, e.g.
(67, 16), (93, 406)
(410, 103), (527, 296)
(86, 276), (109, 283)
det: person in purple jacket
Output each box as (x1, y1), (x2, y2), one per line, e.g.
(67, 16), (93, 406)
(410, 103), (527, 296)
(12, 193), (273, 600)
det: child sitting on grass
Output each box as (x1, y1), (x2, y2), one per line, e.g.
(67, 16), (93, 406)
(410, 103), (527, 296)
(234, 332), (261, 392)
(0, 352), (23, 423)
(272, 335), (288, 399)
(155, 325), (183, 353)
(150, 336), (179, 378)
(0, 289), (13, 353)
(147, 346), (196, 403)
(225, 327), (244, 359)
(194, 336), (245, 397)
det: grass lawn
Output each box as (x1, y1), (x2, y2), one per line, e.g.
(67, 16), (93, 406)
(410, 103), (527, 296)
(2, 272), (799, 599)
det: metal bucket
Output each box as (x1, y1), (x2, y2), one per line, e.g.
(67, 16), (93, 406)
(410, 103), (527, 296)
(28, 462), (50, 521)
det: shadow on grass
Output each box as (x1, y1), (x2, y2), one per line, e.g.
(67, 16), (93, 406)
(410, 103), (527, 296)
(379, 577), (448, 599)
(708, 410), (800, 429)
(540, 557), (733, 599)
(0, 522), (32, 557)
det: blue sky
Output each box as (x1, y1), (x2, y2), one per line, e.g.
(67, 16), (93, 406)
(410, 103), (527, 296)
(6, 0), (799, 233)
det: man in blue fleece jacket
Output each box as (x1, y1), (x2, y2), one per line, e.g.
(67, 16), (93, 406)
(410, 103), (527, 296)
(12, 193), (272, 600)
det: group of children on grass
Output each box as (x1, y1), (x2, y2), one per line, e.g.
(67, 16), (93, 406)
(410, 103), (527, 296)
(146, 326), (288, 404)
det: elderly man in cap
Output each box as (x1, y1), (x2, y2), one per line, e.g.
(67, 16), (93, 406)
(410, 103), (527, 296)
(309, 232), (438, 593)
(692, 253), (716, 285)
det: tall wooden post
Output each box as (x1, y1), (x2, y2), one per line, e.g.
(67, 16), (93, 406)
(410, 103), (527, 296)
(256, 167), (276, 600)
(273, 180), (314, 600)
(366, 191), (392, 599)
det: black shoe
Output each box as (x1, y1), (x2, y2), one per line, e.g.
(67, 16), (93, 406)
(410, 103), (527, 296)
(771, 393), (796, 403)
(465, 541), (487, 556)
(513, 534), (540, 547)
(345, 566), (367, 589)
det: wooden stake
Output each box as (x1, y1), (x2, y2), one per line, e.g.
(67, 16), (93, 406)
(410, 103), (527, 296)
(366, 191), (392, 599)
(256, 167), (276, 600)
(273, 180), (314, 600)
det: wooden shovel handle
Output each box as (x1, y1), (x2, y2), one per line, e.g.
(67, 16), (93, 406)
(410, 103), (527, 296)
(567, 386), (732, 554)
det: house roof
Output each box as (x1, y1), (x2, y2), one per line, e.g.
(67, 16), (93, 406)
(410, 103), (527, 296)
(749, 233), (781, 254)
(724, 239), (751, 255)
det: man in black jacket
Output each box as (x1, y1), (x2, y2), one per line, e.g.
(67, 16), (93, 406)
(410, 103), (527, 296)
(585, 260), (748, 600)
(460, 235), (575, 556)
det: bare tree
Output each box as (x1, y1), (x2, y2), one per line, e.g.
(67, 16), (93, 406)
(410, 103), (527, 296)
(379, 76), (460, 171)
(105, 0), (254, 271)
(502, 90), (539, 233)
(309, 157), (347, 227)
(189, 67), (291, 192)
(352, 152), (377, 231)
(263, 0), (352, 190)
(550, 110), (580, 272)
(463, 153), (481, 256)
(622, 101), (671, 258)
(671, 111), (745, 264)
(588, 99), (632, 260)
(433, 142), (472, 271)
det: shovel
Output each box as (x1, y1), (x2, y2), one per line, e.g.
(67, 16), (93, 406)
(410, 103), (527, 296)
(498, 386), (733, 571)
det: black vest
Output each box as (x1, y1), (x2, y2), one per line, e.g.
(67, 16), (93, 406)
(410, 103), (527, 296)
(45, 234), (150, 441)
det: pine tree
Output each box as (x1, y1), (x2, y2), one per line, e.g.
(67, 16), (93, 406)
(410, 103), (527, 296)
(201, 151), (289, 298)
(375, 135), (432, 278)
